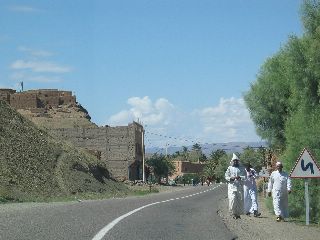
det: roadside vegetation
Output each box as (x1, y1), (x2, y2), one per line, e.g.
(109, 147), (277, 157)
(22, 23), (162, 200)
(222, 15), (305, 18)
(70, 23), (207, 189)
(147, 144), (264, 186)
(244, 0), (320, 224)
(145, 0), (320, 225)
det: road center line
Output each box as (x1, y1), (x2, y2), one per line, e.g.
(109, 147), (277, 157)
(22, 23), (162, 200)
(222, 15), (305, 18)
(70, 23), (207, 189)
(91, 185), (221, 240)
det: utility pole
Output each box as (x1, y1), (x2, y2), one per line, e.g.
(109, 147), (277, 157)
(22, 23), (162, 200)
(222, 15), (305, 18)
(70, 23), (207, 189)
(142, 125), (145, 183)
(165, 142), (168, 158)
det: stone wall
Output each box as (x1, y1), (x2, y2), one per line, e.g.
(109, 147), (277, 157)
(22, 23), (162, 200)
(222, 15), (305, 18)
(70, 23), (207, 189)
(51, 122), (144, 181)
(10, 92), (39, 109)
(0, 88), (143, 181)
(0, 88), (76, 109)
(0, 89), (16, 103)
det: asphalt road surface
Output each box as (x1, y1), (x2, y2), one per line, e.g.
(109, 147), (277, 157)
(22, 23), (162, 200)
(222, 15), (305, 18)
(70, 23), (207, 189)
(0, 183), (236, 240)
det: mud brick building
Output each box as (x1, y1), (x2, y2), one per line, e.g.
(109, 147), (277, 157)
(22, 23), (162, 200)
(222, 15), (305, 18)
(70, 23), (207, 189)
(0, 89), (76, 109)
(0, 88), (144, 181)
(170, 161), (205, 180)
(51, 122), (144, 181)
(0, 89), (16, 103)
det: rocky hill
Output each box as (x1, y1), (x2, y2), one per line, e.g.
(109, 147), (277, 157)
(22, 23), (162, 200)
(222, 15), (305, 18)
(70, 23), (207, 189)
(17, 103), (97, 130)
(0, 100), (128, 202)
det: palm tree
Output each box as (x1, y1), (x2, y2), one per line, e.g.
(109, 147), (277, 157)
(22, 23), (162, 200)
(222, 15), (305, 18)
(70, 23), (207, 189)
(182, 146), (189, 161)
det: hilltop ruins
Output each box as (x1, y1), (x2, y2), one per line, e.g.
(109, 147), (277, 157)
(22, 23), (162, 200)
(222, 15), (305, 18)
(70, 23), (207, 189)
(0, 88), (144, 181)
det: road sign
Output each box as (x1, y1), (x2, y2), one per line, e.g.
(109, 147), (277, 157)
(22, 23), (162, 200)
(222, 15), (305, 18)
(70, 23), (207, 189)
(290, 148), (320, 178)
(290, 148), (320, 226)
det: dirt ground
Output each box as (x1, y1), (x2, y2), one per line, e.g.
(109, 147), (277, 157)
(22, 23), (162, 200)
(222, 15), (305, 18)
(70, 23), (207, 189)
(218, 196), (320, 240)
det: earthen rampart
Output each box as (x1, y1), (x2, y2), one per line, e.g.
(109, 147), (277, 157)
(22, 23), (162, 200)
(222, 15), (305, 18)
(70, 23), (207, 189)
(50, 122), (144, 181)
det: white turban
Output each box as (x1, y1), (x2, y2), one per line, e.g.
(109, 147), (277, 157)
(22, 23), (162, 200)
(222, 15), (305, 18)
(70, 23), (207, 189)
(276, 161), (282, 166)
(231, 153), (239, 161)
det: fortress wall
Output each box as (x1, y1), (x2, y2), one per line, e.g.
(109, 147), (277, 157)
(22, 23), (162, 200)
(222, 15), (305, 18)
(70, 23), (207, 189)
(0, 89), (16, 104)
(37, 90), (59, 97)
(59, 96), (76, 105)
(1, 89), (76, 109)
(51, 123), (143, 181)
(0, 93), (10, 103)
(10, 93), (38, 109)
(39, 96), (60, 107)
(0, 88), (144, 181)
(59, 91), (73, 96)
(0, 89), (16, 94)
(106, 126), (129, 135)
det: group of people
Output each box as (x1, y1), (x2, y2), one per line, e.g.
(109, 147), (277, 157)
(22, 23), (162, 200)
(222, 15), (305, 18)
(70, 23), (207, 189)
(225, 153), (292, 222)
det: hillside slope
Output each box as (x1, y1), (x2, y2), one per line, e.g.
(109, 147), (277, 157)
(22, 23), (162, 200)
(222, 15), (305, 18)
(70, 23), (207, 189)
(17, 103), (97, 129)
(0, 101), (128, 202)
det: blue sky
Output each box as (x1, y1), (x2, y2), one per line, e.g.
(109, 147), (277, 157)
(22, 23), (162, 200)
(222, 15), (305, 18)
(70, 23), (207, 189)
(0, 0), (303, 148)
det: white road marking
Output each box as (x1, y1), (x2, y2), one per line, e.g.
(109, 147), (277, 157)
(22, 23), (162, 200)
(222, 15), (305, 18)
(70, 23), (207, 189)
(91, 185), (221, 240)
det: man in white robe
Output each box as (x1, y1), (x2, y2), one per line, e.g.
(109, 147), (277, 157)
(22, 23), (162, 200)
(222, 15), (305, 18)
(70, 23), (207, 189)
(225, 153), (246, 219)
(267, 161), (292, 222)
(243, 163), (261, 217)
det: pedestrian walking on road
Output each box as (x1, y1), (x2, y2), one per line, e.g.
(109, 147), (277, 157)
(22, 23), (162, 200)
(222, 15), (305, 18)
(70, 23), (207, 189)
(225, 153), (246, 219)
(243, 163), (261, 217)
(267, 161), (292, 222)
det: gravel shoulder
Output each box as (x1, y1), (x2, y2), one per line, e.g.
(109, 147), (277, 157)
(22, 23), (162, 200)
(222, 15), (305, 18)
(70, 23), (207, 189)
(218, 195), (320, 240)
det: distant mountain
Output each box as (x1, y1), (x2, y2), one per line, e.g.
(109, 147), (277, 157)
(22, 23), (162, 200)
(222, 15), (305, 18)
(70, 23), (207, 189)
(146, 141), (268, 156)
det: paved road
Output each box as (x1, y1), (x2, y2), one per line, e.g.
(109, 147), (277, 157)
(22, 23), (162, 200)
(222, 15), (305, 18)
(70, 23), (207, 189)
(0, 183), (236, 240)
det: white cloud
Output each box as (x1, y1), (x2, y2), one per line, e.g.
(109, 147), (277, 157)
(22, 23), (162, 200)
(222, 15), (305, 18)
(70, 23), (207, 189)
(128, 96), (153, 114)
(10, 72), (63, 83)
(11, 60), (71, 73)
(26, 75), (62, 83)
(107, 96), (175, 126)
(18, 46), (53, 57)
(8, 5), (41, 13)
(108, 110), (133, 125)
(107, 96), (259, 147)
(195, 97), (256, 142)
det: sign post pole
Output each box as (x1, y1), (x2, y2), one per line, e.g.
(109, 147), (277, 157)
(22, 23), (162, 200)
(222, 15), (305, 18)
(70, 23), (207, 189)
(258, 167), (270, 197)
(290, 148), (320, 225)
(304, 179), (309, 225)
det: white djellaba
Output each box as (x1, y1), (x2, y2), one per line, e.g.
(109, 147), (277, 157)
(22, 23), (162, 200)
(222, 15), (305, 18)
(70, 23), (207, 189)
(243, 165), (260, 217)
(267, 161), (292, 221)
(225, 153), (246, 219)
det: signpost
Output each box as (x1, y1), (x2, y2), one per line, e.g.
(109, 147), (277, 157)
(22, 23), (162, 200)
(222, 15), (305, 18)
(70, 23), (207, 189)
(290, 148), (320, 225)
(259, 167), (270, 197)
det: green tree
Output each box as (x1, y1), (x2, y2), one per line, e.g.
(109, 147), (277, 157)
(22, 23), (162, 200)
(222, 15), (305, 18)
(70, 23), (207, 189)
(203, 149), (227, 181)
(244, 50), (291, 148)
(181, 146), (189, 161)
(171, 151), (181, 159)
(214, 154), (230, 183)
(240, 147), (264, 171)
(189, 143), (206, 162)
(146, 153), (175, 184)
(243, 0), (320, 223)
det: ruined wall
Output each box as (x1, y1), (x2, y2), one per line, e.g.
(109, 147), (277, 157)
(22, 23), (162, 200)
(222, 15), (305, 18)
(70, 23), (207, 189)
(0, 88), (76, 109)
(0, 88), (142, 181)
(10, 92), (39, 109)
(51, 122), (144, 181)
(0, 89), (16, 103)
(35, 89), (76, 107)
